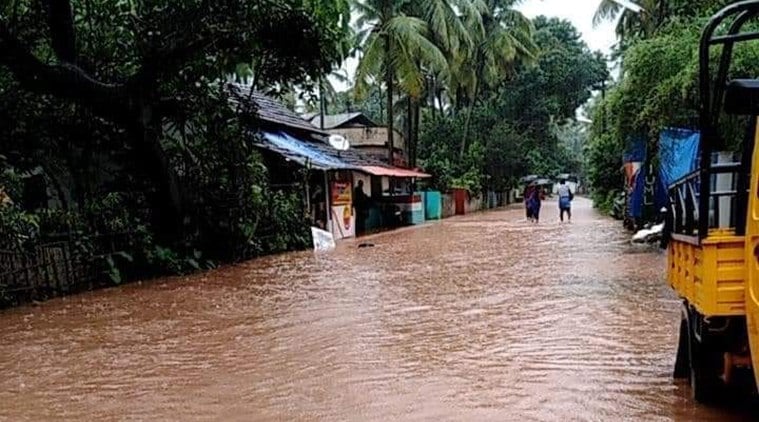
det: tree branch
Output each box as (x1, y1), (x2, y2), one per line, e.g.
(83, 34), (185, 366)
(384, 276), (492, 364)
(44, 0), (77, 63)
(0, 22), (128, 116)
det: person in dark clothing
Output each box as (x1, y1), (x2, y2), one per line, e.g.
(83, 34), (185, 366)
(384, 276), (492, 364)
(523, 184), (536, 221)
(527, 184), (545, 223)
(310, 184), (326, 229)
(353, 180), (370, 235)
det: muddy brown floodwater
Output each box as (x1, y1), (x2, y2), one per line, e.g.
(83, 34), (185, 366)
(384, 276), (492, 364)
(1, 198), (758, 421)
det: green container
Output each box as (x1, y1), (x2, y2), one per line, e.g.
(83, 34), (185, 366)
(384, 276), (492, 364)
(424, 191), (442, 220)
(365, 206), (382, 230)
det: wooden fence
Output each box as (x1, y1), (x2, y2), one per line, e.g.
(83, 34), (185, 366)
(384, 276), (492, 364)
(0, 232), (133, 307)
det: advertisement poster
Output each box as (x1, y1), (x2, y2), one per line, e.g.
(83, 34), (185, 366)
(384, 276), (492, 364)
(329, 205), (355, 239)
(331, 181), (352, 206)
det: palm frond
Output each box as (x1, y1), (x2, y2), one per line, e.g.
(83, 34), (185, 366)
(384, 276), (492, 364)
(352, 0), (379, 21)
(354, 31), (385, 99)
(457, 0), (486, 39)
(387, 15), (449, 71)
(498, 8), (537, 57)
(415, 0), (473, 53)
(393, 50), (425, 97)
(593, 0), (623, 27)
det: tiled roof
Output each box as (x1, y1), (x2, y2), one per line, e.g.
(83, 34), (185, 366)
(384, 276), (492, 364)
(227, 85), (427, 177)
(307, 112), (378, 129)
(253, 130), (387, 169)
(228, 84), (325, 134)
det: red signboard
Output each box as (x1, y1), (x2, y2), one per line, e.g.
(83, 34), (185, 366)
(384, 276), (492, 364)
(331, 182), (352, 206)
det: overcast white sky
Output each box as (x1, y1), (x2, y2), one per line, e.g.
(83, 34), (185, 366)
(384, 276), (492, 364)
(518, 0), (617, 53)
(334, 0), (619, 93)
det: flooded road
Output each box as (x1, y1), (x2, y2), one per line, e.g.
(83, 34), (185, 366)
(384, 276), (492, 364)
(0, 198), (756, 421)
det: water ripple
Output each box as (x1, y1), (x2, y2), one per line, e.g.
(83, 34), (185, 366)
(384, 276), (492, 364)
(0, 199), (756, 421)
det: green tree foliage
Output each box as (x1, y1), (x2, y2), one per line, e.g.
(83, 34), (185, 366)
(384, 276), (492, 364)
(353, 0), (450, 163)
(454, 0), (537, 155)
(593, 0), (734, 40)
(450, 0), (536, 107)
(418, 16), (608, 193)
(500, 17), (607, 134)
(351, 0), (536, 165)
(586, 10), (759, 211)
(0, 0), (351, 279)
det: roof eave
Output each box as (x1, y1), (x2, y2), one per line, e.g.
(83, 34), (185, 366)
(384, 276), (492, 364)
(259, 117), (329, 136)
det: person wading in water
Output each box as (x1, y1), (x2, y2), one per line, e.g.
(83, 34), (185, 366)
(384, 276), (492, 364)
(353, 180), (370, 235)
(557, 179), (574, 223)
(526, 182), (544, 223)
(523, 183), (536, 221)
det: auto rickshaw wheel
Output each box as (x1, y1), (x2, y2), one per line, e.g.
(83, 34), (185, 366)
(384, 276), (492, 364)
(688, 317), (725, 403)
(674, 313), (690, 379)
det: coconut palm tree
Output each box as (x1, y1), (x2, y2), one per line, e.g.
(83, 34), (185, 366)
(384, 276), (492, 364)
(353, 0), (449, 164)
(398, 0), (481, 166)
(593, 0), (665, 39)
(455, 0), (537, 156)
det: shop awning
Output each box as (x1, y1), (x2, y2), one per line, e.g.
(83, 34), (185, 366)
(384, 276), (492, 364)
(254, 131), (432, 178)
(258, 131), (352, 170)
(359, 166), (431, 178)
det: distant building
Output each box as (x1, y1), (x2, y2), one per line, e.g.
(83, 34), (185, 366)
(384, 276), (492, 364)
(229, 86), (429, 240)
(304, 113), (407, 167)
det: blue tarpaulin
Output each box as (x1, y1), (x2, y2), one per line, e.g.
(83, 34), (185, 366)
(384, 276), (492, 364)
(630, 168), (644, 218)
(623, 134), (647, 163)
(258, 131), (352, 170)
(627, 129), (701, 220)
(658, 128), (700, 187)
(625, 135), (648, 219)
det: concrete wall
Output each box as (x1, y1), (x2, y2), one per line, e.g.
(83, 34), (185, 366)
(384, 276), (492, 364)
(440, 191), (506, 218)
(329, 127), (408, 166)
(442, 193), (456, 218)
(330, 127), (404, 148)
(465, 195), (483, 214)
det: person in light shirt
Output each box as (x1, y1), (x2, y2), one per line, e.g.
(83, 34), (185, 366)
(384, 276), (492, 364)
(557, 180), (573, 222)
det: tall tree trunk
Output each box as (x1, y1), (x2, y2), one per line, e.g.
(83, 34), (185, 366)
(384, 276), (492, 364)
(412, 98), (421, 168)
(428, 76), (436, 121)
(384, 36), (394, 166)
(130, 106), (184, 241)
(406, 96), (412, 165)
(319, 76), (325, 130)
(437, 89), (446, 118)
(460, 77), (480, 158)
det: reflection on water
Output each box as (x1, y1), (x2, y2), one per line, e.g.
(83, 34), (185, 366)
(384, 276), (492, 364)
(0, 198), (756, 421)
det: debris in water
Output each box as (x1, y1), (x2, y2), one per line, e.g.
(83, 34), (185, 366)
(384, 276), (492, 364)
(311, 227), (336, 252)
(632, 223), (664, 244)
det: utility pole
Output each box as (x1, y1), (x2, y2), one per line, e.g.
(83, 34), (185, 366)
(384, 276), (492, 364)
(319, 76), (326, 130)
(601, 78), (607, 133)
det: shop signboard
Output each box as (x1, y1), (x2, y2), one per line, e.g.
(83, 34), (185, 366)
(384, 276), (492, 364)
(329, 181), (355, 239)
(331, 181), (352, 206)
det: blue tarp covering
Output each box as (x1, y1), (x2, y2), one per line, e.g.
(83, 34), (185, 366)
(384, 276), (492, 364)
(629, 163), (669, 219)
(623, 134), (647, 163)
(630, 168), (645, 218)
(625, 134), (648, 219)
(658, 128), (700, 187)
(623, 129), (700, 221)
(259, 131), (351, 170)
(627, 129), (700, 220)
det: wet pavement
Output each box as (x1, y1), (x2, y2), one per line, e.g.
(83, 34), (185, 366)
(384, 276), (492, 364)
(0, 198), (757, 421)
